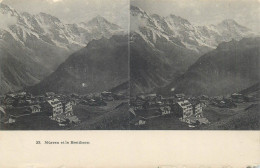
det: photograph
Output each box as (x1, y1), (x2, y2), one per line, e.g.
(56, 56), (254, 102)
(0, 0), (130, 130)
(0, 0), (259, 167)
(0, 0), (259, 130)
(129, 0), (260, 130)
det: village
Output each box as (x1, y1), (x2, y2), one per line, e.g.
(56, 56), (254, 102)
(0, 88), (258, 130)
(0, 90), (128, 129)
(129, 91), (259, 129)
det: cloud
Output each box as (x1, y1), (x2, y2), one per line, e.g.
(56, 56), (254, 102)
(0, 13), (17, 29)
(2, 0), (129, 29)
(131, 0), (260, 32)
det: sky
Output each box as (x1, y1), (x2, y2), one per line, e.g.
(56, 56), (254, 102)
(131, 0), (260, 32)
(1, 0), (129, 29)
(1, 0), (259, 31)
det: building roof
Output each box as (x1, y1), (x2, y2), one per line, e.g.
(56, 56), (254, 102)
(190, 100), (201, 106)
(67, 116), (79, 122)
(177, 100), (192, 108)
(159, 106), (171, 111)
(130, 116), (146, 124)
(175, 93), (185, 97)
(47, 99), (62, 107)
(29, 105), (41, 110)
(146, 93), (157, 97)
(129, 108), (136, 116)
(0, 106), (6, 114)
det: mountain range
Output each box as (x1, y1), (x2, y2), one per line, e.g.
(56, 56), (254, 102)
(130, 5), (257, 96)
(1, 3), (258, 96)
(0, 3), (124, 94)
(29, 35), (128, 95)
(161, 37), (260, 96)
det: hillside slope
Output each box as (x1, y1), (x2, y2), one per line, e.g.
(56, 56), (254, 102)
(163, 37), (260, 96)
(129, 5), (256, 96)
(29, 35), (129, 95)
(0, 3), (124, 94)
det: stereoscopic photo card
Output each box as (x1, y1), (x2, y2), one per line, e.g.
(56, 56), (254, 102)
(0, 0), (259, 167)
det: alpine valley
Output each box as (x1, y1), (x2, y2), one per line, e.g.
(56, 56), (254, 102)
(130, 5), (257, 96)
(0, 3), (124, 94)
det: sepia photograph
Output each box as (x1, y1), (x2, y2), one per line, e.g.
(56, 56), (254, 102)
(129, 0), (260, 130)
(0, 0), (259, 167)
(0, 0), (130, 130)
(0, 0), (259, 130)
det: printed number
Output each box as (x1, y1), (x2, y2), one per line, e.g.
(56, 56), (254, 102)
(36, 141), (41, 144)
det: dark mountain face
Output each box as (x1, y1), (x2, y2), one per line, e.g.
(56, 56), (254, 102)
(29, 35), (129, 95)
(162, 37), (260, 96)
(0, 43), (50, 95)
(130, 32), (198, 96)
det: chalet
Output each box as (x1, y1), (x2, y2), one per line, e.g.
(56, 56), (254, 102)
(70, 99), (77, 106)
(145, 93), (157, 100)
(244, 95), (256, 102)
(25, 93), (33, 99)
(231, 93), (244, 99)
(113, 93), (126, 100)
(200, 95), (209, 100)
(183, 116), (209, 125)
(25, 99), (33, 105)
(0, 106), (6, 123)
(45, 92), (55, 98)
(159, 106), (171, 115)
(172, 100), (193, 119)
(87, 99), (107, 106)
(71, 93), (80, 98)
(175, 93), (185, 99)
(101, 91), (114, 101)
(52, 114), (67, 123)
(131, 97), (146, 110)
(66, 115), (80, 124)
(130, 116), (146, 126)
(143, 100), (159, 109)
(62, 101), (73, 116)
(4, 94), (16, 105)
(28, 105), (41, 113)
(129, 108), (136, 120)
(49, 100), (78, 124)
(16, 99), (29, 107)
(231, 93), (244, 103)
(3, 115), (16, 124)
(0, 107), (15, 124)
(161, 97), (177, 105)
(45, 98), (63, 117)
(16, 92), (27, 97)
(191, 101), (203, 117)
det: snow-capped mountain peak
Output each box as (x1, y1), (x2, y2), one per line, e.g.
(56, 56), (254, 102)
(0, 3), (126, 94)
(83, 15), (122, 31)
(130, 5), (256, 53)
(87, 15), (109, 25)
(0, 3), (124, 51)
(0, 3), (19, 16)
(130, 5), (148, 17)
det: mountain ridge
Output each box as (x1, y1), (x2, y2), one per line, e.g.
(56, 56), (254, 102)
(129, 5), (257, 96)
(160, 37), (260, 96)
(0, 3), (125, 94)
(28, 35), (129, 95)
